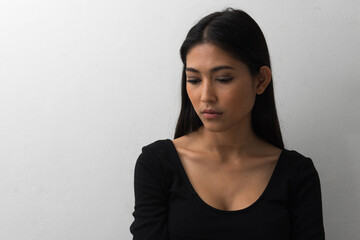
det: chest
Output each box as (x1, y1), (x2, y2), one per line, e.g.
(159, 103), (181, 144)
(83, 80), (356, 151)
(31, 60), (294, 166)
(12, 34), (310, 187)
(168, 155), (290, 239)
(177, 151), (278, 211)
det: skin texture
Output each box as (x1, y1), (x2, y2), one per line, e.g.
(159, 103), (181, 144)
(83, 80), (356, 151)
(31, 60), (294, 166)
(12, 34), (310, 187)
(172, 43), (282, 211)
(184, 43), (273, 161)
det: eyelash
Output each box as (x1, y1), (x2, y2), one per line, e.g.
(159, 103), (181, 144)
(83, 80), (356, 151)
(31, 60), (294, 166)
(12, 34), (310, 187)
(186, 78), (233, 84)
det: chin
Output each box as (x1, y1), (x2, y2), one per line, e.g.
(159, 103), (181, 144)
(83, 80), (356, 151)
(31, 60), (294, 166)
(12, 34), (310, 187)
(202, 123), (229, 133)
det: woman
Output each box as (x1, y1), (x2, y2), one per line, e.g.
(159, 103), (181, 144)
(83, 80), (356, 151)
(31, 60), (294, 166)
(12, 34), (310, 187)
(130, 7), (325, 240)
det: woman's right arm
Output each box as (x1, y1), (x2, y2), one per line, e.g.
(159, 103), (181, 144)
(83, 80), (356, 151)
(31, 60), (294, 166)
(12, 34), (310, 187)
(130, 147), (169, 240)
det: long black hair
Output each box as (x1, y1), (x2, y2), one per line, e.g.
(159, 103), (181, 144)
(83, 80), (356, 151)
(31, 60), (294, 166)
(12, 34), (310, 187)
(174, 7), (284, 149)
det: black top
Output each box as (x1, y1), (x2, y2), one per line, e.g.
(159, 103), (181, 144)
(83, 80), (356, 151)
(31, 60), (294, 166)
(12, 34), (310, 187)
(130, 139), (325, 240)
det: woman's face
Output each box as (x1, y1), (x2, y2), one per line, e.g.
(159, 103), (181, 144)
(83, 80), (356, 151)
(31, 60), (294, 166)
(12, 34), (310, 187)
(185, 43), (259, 133)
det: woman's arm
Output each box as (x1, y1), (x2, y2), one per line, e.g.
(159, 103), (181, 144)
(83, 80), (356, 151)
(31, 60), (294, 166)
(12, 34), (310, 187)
(130, 147), (169, 240)
(289, 157), (325, 239)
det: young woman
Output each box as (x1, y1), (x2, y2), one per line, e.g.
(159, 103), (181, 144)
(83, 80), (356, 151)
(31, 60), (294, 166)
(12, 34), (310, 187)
(130, 8), (325, 240)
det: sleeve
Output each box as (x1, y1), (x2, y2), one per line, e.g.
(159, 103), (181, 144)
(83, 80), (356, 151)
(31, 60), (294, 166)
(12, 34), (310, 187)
(129, 146), (169, 240)
(289, 157), (325, 240)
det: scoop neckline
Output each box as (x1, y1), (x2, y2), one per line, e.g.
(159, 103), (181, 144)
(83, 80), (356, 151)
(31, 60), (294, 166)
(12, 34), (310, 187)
(166, 138), (286, 215)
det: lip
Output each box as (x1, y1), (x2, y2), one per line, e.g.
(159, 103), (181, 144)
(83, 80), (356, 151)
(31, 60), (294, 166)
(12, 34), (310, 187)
(201, 108), (222, 114)
(201, 109), (223, 119)
(202, 112), (222, 119)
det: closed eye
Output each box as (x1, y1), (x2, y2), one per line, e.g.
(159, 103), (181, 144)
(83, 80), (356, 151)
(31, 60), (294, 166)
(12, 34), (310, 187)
(186, 78), (233, 84)
(186, 79), (200, 84)
(216, 78), (233, 82)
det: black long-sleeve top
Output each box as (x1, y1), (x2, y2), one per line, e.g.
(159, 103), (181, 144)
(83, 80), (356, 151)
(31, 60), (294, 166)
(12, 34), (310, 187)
(130, 139), (325, 239)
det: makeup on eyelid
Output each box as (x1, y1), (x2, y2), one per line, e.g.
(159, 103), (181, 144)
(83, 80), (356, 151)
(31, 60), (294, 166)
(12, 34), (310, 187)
(186, 77), (233, 83)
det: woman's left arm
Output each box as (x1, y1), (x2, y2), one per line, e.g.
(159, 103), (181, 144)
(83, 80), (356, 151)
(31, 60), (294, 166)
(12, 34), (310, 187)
(289, 157), (326, 239)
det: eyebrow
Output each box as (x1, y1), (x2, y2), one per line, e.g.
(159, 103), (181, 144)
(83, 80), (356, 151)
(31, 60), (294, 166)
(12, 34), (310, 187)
(185, 65), (235, 73)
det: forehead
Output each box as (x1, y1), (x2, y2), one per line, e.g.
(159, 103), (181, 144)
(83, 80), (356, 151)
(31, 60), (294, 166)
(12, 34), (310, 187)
(186, 43), (240, 68)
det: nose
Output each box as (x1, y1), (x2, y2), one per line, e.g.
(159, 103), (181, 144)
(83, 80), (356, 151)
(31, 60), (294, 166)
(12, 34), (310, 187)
(200, 79), (217, 103)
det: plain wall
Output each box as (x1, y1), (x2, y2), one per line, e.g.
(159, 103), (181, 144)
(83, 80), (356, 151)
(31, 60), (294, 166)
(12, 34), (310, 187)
(0, 0), (359, 239)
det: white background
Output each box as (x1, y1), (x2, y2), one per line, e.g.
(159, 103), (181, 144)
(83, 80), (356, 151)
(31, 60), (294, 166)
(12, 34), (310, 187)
(1, 0), (359, 239)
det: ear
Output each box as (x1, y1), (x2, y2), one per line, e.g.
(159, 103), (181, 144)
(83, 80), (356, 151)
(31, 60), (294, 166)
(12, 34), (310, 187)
(255, 66), (272, 95)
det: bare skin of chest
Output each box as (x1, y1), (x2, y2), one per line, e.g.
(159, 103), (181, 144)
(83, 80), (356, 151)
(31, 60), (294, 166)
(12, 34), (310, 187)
(173, 140), (281, 211)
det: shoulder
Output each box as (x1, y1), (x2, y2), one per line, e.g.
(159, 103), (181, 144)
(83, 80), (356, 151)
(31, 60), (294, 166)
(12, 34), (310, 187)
(133, 139), (172, 194)
(135, 139), (173, 173)
(282, 149), (316, 171)
(141, 139), (172, 157)
(282, 149), (320, 190)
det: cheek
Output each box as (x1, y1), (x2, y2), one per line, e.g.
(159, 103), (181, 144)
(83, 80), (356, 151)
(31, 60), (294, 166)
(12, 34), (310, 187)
(186, 87), (192, 102)
(225, 87), (256, 111)
(186, 87), (198, 106)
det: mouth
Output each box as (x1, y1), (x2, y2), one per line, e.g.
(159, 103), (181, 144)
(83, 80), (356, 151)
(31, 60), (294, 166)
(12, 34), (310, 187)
(201, 109), (222, 114)
(201, 110), (223, 119)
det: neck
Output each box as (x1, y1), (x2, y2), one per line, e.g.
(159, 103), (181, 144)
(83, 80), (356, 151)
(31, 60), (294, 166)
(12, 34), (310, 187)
(194, 118), (265, 161)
